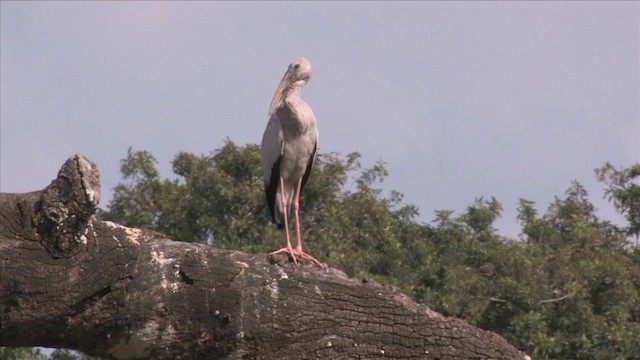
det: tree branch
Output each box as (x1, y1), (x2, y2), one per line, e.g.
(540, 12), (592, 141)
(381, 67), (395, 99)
(539, 293), (572, 304)
(0, 155), (528, 359)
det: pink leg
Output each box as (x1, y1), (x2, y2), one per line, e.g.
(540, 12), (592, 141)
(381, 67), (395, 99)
(269, 177), (298, 265)
(293, 178), (304, 251)
(291, 178), (323, 267)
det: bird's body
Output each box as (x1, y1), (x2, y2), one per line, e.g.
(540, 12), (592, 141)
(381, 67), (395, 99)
(261, 58), (322, 266)
(262, 102), (317, 224)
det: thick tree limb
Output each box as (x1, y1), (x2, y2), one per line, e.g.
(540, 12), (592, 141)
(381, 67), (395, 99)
(0, 155), (528, 359)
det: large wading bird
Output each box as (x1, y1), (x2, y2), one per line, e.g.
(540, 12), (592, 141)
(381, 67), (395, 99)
(261, 58), (322, 266)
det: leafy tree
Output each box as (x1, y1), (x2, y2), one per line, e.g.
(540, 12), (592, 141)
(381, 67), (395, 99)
(100, 142), (268, 248)
(50, 349), (78, 360)
(99, 141), (420, 283)
(595, 162), (640, 238)
(99, 148), (162, 229)
(51, 350), (103, 360)
(495, 182), (639, 359)
(399, 179), (640, 360)
(0, 348), (49, 360)
(0, 348), (105, 360)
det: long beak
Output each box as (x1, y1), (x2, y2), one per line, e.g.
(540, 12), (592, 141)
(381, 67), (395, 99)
(268, 69), (293, 116)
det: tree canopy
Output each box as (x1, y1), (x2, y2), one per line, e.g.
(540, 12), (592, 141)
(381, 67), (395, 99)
(5, 141), (639, 360)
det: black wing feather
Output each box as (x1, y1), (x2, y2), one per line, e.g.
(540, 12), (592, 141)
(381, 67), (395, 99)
(265, 155), (283, 225)
(300, 142), (317, 192)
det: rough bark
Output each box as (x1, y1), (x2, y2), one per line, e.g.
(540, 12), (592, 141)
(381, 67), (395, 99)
(0, 155), (528, 360)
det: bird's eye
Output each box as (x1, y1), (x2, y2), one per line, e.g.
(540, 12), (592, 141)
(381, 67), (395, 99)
(293, 64), (300, 70)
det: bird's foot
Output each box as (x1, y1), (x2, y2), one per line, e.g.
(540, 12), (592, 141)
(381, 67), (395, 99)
(292, 248), (324, 267)
(269, 247), (324, 267)
(269, 247), (299, 266)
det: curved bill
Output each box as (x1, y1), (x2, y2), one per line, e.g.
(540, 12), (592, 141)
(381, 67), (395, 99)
(268, 69), (293, 117)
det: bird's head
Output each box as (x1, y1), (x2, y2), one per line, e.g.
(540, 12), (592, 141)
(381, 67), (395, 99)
(288, 57), (313, 83)
(269, 58), (313, 116)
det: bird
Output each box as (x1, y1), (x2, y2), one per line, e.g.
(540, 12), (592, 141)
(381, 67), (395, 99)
(261, 58), (322, 267)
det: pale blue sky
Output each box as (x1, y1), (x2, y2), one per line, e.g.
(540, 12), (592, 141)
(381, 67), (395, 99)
(1, 2), (638, 238)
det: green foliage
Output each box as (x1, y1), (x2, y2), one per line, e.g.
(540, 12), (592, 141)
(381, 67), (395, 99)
(98, 145), (640, 360)
(50, 349), (79, 360)
(0, 348), (49, 360)
(503, 181), (640, 359)
(100, 142), (268, 248)
(595, 162), (640, 237)
(98, 147), (162, 228)
(0, 348), (104, 360)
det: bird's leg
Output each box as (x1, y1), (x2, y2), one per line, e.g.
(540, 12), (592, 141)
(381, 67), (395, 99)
(269, 177), (298, 265)
(292, 178), (305, 252)
(292, 177), (323, 267)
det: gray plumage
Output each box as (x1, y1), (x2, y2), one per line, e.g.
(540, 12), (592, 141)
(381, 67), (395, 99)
(260, 57), (322, 266)
(261, 58), (318, 225)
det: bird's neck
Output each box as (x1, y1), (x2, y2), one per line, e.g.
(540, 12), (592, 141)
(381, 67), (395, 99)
(284, 86), (307, 115)
(286, 83), (304, 99)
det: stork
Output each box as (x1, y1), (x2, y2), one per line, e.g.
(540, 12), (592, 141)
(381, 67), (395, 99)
(261, 58), (322, 266)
